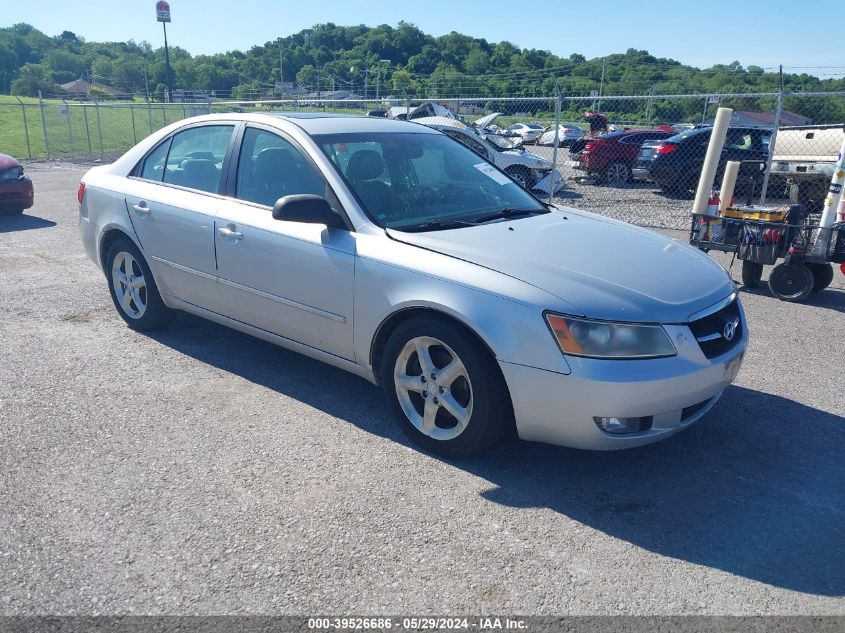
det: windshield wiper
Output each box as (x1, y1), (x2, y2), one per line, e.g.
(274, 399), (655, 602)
(401, 218), (476, 232)
(471, 207), (549, 224)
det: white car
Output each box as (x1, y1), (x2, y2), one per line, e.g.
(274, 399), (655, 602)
(538, 124), (584, 147)
(506, 123), (544, 144)
(77, 112), (747, 456)
(423, 120), (563, 194)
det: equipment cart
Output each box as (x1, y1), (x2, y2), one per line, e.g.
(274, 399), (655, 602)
(689, 208), (845, 302)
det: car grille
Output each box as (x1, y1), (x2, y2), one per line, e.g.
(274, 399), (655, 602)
(688, 299), (742, 359)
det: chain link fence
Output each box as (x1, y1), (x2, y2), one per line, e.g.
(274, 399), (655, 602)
(2, 90), (842, 230)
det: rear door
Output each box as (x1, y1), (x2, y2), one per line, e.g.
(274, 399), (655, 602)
(123, 123), (236, 309)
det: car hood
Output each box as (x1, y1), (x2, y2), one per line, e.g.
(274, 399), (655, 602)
(387, 209), (734, 323)
(474, 112), (501, 128)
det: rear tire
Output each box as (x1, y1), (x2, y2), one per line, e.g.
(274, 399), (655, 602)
(381, 316), (511, 457)
(106, 238), (175, 331)
(0, 206), (25, 216)
(602, 162), (631, 187)
(806, 262), (834, 292)
(741, 261), (764, 288)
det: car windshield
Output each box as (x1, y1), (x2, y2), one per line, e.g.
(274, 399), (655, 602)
(315, 132), (547, 231)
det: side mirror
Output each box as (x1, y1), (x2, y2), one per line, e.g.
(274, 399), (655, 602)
(272, 194), (348, 229)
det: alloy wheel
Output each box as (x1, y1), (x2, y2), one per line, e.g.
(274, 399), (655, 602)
(393, 336), (474, 441)
(111, 251), (148, 319)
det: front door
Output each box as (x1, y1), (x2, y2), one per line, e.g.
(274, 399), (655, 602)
(213, 125), (356, 360)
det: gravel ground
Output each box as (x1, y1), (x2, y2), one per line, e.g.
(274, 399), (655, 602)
(1, 162), (844, 616)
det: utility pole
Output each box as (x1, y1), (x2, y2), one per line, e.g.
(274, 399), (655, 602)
(597, 59), (606, 112)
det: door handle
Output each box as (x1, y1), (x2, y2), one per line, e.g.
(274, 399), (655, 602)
(217, 225), (244, 241)
(132, 202), (151, 216)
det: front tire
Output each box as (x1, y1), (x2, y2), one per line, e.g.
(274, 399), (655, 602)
(505, 166), (536, 190)
(106, 238), (174, 330)
(381, 317), (511, 457)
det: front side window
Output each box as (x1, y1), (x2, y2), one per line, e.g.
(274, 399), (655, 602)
(316, 131), (547, 231)
(234, 127), (326, 207)
(161, 125), (234, 194)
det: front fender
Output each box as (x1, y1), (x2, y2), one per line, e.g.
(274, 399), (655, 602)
(354, 255), (571, 378)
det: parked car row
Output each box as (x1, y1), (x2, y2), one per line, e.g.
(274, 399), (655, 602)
(634, 126), (772, 196)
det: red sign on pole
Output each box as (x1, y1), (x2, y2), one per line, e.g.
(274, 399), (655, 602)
(156, 1), (171, 22)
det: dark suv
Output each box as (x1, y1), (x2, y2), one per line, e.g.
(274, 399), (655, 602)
(572, 129), (674, 186)
(646, 126), (772, 195)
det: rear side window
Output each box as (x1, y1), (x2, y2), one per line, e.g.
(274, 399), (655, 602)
(139, 139), (170, 182)
(162, 125), (234, 194)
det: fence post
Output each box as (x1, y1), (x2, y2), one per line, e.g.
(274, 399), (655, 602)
(130, 104), (137, 144)
(82, 104), (92, 155)
(147, 97), (153, 134)
(759, 66), (784, 205)
(399, 83), (411, 119)
(15, 97), (32, 160)
(63, 99), (75, 160)
(95, 97), (104, 155)
(549, 80), (563, 203)
(38, 90), (49, 158)
(701, 94), (710, 123)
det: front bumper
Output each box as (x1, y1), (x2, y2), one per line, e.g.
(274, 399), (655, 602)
(0, 177), (34, 210)
(500, 319), (747, 450)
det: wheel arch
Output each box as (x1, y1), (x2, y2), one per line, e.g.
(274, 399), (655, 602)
(98, 226), (141, 272)
(370, 306), (501, 387)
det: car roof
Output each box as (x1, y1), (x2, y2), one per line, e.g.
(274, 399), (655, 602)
(167, 112), (439, 136)
(668, 125), (769, 143)
(261, 112), (436, 135)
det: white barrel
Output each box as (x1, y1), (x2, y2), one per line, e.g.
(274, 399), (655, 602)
(692, 107), (732, 216)
(718, 161), (740, 213)
(819, 136), (845, 228)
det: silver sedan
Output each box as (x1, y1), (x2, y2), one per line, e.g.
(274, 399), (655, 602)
(78, 113), (746, 456)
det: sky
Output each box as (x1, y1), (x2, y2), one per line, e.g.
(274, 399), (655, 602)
(5, 0), (843, 76)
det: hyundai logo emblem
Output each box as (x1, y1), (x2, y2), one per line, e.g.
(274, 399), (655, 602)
(723, 319), (738, 341)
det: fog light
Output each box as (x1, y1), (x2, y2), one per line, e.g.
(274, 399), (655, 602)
(593, 416), (653, 434)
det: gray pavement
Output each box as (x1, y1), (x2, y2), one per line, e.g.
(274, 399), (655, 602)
(1, 162), (844, 615)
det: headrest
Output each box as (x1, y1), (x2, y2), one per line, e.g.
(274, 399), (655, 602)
(179, 158), (216, 174)
(253, 147), (295, 180)
(347, 150), (385, 181)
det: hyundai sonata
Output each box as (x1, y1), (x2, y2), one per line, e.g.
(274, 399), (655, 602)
(78, 113), (746, 456)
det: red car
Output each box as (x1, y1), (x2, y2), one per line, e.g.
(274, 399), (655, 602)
(0, 153), (34, 215)
(572, 130), (674, 186)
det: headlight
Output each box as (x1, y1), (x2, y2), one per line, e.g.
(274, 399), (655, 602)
(545, 313), (676, 359)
